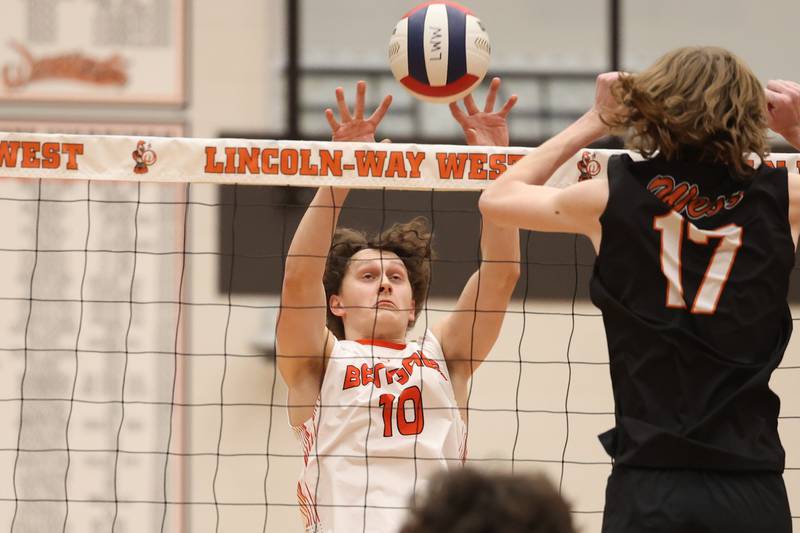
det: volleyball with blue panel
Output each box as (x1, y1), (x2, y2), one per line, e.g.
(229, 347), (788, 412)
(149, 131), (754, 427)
(389, 1), (491, 103)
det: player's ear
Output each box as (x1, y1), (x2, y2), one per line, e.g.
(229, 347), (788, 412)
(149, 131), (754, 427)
(408, 299), (416, 322)
(329, 294), (346, 318)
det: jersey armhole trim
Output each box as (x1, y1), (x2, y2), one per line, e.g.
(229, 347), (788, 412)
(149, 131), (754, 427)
(596, 154), (626, 263)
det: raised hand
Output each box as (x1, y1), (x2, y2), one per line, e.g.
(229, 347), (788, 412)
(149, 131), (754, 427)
(449, 77), (517, 147)
(592, 72), (625, 120)
(766, 80), (800, 147)
(325, 80), (392, 142)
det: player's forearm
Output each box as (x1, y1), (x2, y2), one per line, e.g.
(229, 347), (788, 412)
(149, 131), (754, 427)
(486, 110), (605, 192)
(480, 111), (605, 224)
(784, 129), (800, 150)
(285, 187), (349, 280)
(478, 221), (520, 284)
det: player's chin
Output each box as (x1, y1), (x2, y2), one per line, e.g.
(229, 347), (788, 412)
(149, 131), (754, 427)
(370, 310), (410, 329)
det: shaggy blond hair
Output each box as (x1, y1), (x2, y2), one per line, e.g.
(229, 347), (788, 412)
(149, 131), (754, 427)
(606, 46), (768, 178)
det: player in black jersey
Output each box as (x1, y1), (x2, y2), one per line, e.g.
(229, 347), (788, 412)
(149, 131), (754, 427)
(480, 46), (800, 533)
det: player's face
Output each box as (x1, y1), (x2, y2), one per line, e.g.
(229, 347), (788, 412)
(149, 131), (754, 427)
(330, 248), (415, 340)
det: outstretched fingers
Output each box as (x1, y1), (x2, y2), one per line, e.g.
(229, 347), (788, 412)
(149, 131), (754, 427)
(449, 101), (469, 126)
(765, 79), (800, 112)
(498, 94), (518, 118)
(367, 94), (393, 125)
(484, 77), (501, 112)
(464, 93), (481, 115)
(767, 79), (800, 96)
(335, 86), (352, 122)
(324, 108), (340, 131)
(354, 80), (367, 120)
(766, 88), (788, 107)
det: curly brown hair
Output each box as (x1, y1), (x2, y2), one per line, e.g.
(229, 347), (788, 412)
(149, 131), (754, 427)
(400, 468), (574, 533)
(323, 217), (433, 340)
(606, 46), (769, 178)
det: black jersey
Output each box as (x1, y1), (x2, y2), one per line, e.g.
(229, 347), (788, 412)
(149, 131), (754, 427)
(590, 154), (794, 472)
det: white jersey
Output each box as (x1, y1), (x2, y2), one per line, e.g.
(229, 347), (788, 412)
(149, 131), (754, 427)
(292, 330), (466, 533)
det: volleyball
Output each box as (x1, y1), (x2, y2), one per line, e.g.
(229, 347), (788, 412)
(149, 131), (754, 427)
(388, 1), (491, 104)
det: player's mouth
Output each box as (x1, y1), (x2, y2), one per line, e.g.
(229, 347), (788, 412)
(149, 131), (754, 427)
(376, 300), (397, 309)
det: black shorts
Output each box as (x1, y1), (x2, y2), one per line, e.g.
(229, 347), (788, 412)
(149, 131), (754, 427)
(601, 466), (792, 533)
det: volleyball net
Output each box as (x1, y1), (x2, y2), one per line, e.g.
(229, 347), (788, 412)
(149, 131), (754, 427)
(0, 132), (797, 533)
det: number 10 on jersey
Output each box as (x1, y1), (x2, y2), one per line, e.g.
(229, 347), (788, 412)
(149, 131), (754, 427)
(379, 386), (424, 437)
(653, 211), (743, 315)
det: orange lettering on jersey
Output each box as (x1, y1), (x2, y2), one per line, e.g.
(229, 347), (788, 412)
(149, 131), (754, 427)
(662, 182), (694, 209)
(647, 175), (743, 221)
(393, 367), (410, 385)
(420, 352), (447, 380)
(702, 198), (724, 218)
(344, 350), (446, 391)
(343, 365), (360, 390)
(361, 363), (375, 387)
(685, 197), (710, 219)
(402, 352), (424, 375)
(372, 363), (385, 388)
(725, 191), (744, 209)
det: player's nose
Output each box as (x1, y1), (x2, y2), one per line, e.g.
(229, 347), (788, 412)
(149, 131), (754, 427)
(378, 274), (393, 293)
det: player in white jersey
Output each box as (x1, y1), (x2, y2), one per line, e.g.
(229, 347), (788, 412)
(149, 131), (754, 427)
(277, 79), (519, 533)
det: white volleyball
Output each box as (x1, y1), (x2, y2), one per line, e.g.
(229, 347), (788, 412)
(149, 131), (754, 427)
(389, 2), (490, 104)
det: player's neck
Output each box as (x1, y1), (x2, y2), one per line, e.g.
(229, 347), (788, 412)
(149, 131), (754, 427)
(344, 324), (407, 345)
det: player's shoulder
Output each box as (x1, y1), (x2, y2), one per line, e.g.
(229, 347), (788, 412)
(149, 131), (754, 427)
(417, 327), (443, 353)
